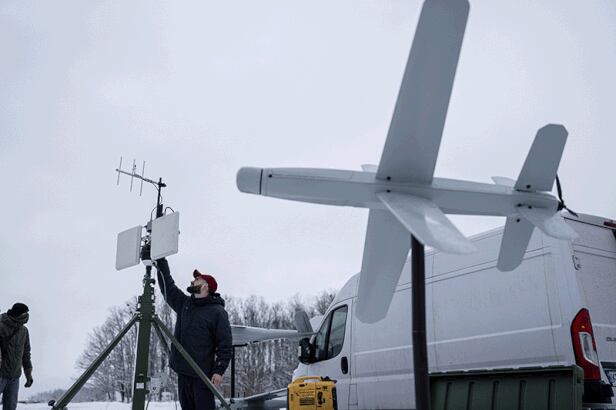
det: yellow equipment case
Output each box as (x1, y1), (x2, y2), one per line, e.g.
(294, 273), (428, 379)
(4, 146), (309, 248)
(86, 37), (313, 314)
(287, 376), (337, 410)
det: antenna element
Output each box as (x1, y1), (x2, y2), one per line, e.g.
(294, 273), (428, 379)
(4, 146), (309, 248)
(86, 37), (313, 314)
(116, 157), (166, 196)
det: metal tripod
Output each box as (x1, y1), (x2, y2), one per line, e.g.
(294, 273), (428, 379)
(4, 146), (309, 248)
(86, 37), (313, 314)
(49, 266), (232, 410)
(51, 170), (231, 410)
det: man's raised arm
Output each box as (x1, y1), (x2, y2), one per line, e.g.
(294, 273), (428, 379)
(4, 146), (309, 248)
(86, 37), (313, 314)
(155, 258), (188, 313)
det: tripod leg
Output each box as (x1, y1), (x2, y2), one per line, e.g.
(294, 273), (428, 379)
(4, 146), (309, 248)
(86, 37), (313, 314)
(152, 316), (232, 410)
(50, 315), (139, 410)
(153, 321), (171, 356)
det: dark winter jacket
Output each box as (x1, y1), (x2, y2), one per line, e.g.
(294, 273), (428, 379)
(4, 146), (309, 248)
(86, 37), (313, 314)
(156, 258), (233, 378)
(0, 313), (33, 379)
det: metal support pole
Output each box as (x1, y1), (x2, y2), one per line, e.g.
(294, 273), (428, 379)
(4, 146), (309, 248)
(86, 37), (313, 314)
(129, 177), (165, 409)
(50, 315), (139, 409)
(152, 316), (232, 410)
(411, 235), (431, 410)
(231, 346), (236, 398)
(153, 320), (171, 356)
(132, 268), (156, 410)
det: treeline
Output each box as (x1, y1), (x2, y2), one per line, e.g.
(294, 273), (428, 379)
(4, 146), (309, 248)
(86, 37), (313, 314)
(31, 291), (335, 403)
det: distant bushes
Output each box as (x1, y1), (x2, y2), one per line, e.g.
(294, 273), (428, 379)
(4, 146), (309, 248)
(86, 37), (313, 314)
(31, 290), (335, 403)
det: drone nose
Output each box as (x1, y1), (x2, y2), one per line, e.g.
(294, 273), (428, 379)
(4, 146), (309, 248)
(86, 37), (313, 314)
(236, 167), (263, 195)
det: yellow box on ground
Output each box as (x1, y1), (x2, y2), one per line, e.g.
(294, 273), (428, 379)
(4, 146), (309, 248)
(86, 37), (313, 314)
(287, 376), (337, 410)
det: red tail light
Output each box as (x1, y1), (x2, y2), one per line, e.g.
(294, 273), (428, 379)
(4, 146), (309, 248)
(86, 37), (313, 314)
(571, 308), (601, 380)
(603, 220), (616, 229)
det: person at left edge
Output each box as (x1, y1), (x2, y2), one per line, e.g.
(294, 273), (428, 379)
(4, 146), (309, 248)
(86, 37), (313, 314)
(0, 303), (33, 410)
(155, 258), (232, 410)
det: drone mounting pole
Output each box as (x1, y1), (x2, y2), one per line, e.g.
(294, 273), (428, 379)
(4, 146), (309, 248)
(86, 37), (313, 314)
(411, 235), (431, 410)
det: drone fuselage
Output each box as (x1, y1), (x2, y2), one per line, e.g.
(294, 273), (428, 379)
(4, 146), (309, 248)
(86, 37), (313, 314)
(237, 166), (559, 217)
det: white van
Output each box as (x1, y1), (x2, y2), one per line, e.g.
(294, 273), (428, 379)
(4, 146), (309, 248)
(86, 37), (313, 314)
(294, 213), (616, 409)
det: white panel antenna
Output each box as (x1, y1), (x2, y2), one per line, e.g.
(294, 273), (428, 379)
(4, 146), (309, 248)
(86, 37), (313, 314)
(116, 226), (143, 270)
(150, 212), (180, 260)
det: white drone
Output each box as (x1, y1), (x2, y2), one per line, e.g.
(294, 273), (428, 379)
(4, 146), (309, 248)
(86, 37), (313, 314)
(237, 0), (577, 324)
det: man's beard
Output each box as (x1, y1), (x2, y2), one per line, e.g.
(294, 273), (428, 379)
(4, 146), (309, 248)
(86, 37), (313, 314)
(187, 285), (202, 294)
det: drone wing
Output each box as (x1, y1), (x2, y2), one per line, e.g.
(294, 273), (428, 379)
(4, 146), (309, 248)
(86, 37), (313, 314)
(231, 325), (307, 346)
(356, 209), (410, 323)
(230, 389), (287, 407)
(376, 0), (469, 184)
(377, 192), (476, 254)
(357, 0), (470, 323)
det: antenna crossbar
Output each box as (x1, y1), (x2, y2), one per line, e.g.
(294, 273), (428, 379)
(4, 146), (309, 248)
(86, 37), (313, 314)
(115, 157), (166, 196)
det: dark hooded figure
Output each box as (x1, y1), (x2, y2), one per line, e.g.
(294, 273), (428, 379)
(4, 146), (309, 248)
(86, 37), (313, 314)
(155, 258), (233, 410)
(0, 303), (33, 410)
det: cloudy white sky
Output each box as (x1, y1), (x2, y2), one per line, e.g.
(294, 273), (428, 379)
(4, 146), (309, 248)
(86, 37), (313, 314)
(1, 0), (615, 396)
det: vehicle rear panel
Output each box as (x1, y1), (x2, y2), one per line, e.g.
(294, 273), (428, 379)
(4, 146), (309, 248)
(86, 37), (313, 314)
(570, 217), (616, 400)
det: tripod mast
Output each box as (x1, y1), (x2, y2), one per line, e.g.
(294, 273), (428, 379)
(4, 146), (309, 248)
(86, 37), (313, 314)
(132, 177), (165, 409)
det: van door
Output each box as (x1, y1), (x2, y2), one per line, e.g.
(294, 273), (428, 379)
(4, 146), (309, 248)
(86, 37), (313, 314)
(571, 221), (616, 396)
(309, 302), (352, 409)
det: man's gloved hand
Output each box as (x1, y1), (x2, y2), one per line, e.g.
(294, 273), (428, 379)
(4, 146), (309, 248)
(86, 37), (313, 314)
(25, 368), (33, 388)
(211, 373), (223, 388)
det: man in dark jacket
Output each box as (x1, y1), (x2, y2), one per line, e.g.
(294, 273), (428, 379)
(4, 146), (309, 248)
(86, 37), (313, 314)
(0, 303), (33, 410)
(155, 258), (233, 410)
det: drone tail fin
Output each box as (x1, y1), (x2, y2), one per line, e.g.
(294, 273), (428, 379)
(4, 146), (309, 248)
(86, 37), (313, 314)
(294, 310), (314, 334)
(497, 208), (578, 272)
(514, 124), (568, 192)
(497, 216), (534, 271)
(518, 207), (578, 240)
(497, 124), (576, 272)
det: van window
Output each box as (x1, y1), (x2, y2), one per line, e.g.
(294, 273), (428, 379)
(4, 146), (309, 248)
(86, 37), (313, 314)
(313, 314), (331, 362)
(312, 305), (348, 362)
(327, 306), (348, 358)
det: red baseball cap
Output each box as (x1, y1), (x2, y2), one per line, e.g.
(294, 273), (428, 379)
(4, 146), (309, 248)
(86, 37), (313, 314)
(193, 269), (218, 293)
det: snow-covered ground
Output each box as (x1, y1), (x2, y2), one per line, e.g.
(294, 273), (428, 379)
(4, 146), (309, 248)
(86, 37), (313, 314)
(17, 402), (181, 410)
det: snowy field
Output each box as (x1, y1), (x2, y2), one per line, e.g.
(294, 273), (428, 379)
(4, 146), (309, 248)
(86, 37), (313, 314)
(17, 403), (181, 410)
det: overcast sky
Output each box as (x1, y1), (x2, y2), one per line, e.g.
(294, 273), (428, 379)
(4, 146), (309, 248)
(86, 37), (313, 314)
(1, 0), (615, 396)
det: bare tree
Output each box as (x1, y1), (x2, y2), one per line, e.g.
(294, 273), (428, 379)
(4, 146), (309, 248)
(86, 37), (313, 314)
(74, 290), (334, 402)
(314, 289), (337, 315)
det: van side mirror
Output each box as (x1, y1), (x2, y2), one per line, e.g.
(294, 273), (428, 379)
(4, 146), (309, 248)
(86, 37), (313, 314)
(298, 337), (314, 364)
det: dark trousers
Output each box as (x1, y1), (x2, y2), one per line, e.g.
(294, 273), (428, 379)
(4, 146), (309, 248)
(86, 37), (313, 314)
(178, 374), (215, 410)
(0, 377), (19, 410)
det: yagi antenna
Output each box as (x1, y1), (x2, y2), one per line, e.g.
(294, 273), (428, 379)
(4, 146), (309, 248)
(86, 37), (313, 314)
(114, 155), (177, 264)
(116, 156), (165, 196)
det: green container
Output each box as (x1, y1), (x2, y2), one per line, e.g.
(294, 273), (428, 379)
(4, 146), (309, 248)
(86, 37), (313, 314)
(430, 365), (584, 410)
